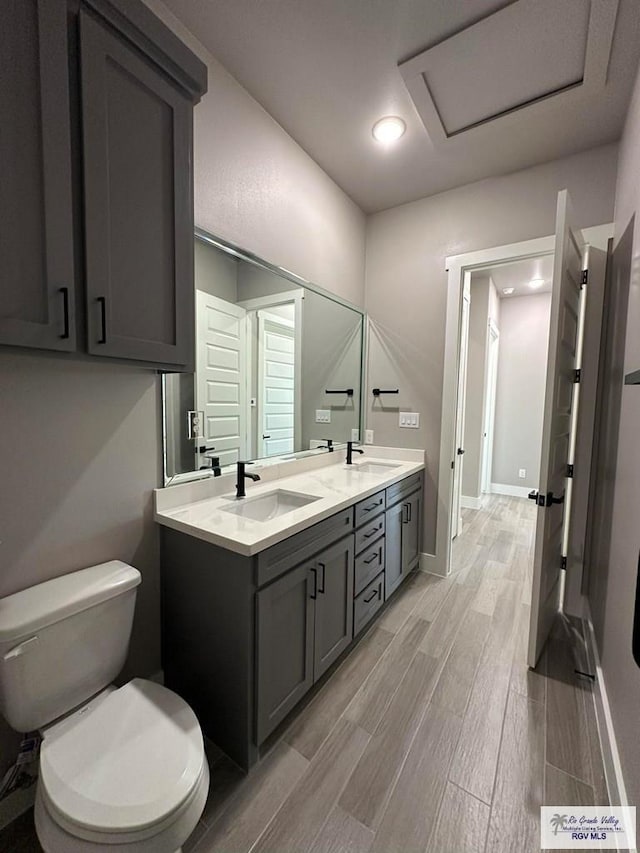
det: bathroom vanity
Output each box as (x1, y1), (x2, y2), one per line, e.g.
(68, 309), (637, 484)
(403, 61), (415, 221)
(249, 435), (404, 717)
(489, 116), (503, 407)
(155, 452), (424, 769)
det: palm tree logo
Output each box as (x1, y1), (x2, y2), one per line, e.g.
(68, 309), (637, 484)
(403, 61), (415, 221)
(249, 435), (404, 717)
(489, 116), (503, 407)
(550, 814), (569, 835)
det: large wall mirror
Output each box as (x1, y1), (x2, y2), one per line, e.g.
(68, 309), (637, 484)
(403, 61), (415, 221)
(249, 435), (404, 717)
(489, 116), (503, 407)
(162, 230), (365, 484)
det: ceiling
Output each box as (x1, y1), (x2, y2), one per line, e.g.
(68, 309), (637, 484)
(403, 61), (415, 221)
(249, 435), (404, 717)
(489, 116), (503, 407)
(163, 0), (640, 213)
(477, 255), (554, 298)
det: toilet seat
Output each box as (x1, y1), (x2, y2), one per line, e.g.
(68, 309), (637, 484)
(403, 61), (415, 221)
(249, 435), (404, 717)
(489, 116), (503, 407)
(39, 678), (205, 844)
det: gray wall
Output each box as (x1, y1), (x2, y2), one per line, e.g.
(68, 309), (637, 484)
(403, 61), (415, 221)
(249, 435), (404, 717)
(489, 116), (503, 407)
(0, 3), (367, 776)
(462, 274), (500, 500)
(492, 292), (551, 490)
(195, 239), (239, 301)
(588, 62), (640, 807)
(365, 142), (618, 553)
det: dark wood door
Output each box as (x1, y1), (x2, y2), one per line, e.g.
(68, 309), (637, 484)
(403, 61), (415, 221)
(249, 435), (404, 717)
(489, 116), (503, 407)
(385, 501), (404, 598)
(313, 535), (354, 680)
(79, 10), (194, 367)
(0, 0), (76, 352)
(401, 490), (422, 574)
(256, 562), (315, 743)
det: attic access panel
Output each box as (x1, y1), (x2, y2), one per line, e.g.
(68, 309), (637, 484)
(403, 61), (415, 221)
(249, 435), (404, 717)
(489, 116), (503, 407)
(400, 0), (618, 143)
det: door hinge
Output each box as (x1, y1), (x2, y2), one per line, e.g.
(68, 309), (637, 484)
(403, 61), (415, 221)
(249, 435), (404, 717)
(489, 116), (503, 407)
(581, 270), (588, 286)
(561, 556), (567, 570)
(573, 368), (582, 384)
(566, 464), (574, 478)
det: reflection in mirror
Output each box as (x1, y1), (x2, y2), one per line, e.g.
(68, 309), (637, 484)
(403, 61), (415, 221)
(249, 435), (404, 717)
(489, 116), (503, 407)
(162, 232), (364, 483)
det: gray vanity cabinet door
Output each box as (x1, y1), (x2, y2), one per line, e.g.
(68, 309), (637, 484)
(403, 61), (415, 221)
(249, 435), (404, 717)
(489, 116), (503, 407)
(256, 562), (315, 743)
(385, 501), (404, 598)
(79, 11), (194, 368)
(313, 536), (354, 681)
(402, 490), (422, 573)
(0, 0), (76, 352)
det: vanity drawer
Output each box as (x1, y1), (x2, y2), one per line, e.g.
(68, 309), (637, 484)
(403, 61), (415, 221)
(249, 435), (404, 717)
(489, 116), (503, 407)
(354, 540), (385, 596)
(355, 513), (385, 555)
(386, 472), (423, 508)
(354, 490), (386, 527)
(257, 507), (354, 587)
(354, 572), (385, 637)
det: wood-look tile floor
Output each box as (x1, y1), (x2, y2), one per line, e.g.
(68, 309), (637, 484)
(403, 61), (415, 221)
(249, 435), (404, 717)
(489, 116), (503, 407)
(0, 496), (608, 853)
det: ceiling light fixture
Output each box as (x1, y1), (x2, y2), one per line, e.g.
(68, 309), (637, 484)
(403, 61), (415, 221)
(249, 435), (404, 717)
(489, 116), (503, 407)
(529, 278), (544, 289)
(503, 287), (515, 295)
(372, 116), (406, 143)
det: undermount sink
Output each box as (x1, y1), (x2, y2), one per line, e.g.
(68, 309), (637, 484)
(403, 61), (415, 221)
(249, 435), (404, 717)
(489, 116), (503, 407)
(350, 462), (400, 475)
(221, 489), (320, 522)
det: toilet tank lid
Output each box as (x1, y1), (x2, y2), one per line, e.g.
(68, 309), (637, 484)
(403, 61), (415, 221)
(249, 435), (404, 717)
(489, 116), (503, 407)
(0, 562), (141, 644)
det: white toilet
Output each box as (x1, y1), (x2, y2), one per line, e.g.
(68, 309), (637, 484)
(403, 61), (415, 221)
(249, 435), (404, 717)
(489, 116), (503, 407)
(0, 561), (209, 852)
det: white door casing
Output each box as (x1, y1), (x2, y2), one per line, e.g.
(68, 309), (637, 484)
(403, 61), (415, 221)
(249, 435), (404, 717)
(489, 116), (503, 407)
(527, 190), (585, 667)
(451, 275), (471, 540)
(258, 311), (295, 457)
(481, 320), (500, 495)
(196, 290), (247, 468)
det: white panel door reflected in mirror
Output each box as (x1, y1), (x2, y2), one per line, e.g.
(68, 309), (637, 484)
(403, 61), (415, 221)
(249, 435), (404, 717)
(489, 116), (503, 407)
(162, 231), (364, 484)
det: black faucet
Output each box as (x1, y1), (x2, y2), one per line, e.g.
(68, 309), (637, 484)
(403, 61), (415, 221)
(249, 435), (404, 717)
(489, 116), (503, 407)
(199, 446), (221, 477)
(317, 439), (334, 452)
(236, 461), (260, 498)
(346, 441), (364, 465)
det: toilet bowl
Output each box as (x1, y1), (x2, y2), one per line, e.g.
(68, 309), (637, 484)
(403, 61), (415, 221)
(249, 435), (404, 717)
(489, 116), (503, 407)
(0, 562), (210, 852)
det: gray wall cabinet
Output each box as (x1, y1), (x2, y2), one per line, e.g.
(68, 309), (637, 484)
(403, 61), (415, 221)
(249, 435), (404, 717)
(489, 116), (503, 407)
(385, 477), (423, 598)
(0, 0), (76, 352)
(1, 0), (207, 370)
(160, 471), (423, 770)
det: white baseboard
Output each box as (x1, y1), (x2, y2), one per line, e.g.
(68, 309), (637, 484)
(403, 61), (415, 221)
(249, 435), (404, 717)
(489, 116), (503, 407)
(461, 495), (483, 510)
(583, 602), (633, 819)
(490, 482), (532, 499)
(420, 552), (447, 577)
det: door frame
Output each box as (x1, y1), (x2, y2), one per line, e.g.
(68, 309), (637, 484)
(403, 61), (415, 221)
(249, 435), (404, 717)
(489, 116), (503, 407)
(480, 319), (500, 495)
(451, 279), (471, 540)
(434, 224), (613, 578)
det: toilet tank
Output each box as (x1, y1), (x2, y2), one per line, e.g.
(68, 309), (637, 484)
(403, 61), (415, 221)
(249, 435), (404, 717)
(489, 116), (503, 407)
(0, 561), (141, 732)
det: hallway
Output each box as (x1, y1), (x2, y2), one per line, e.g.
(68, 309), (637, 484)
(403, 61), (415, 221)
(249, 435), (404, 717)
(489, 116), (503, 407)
(1, 497), (609, 853)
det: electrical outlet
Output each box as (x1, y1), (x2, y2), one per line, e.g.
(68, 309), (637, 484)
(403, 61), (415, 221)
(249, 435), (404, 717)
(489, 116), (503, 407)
(518, 468), (526, 479)
(399, 412), (420, 428)
(315, 409), (331, 424)
(351, 428), (360, 441)
(364, 429), (374, 444)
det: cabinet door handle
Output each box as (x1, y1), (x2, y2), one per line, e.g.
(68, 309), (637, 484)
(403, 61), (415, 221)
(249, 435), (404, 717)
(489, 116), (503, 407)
(402, 503), (410, 524)
(309, 567), (317, 599)
(317, 562), (326, 594)
(59, 288), (70, 339)
(97, 296), (107, 344)
(408, 501), (412, 522)
(363, 588), (379, 604)
(364, 553), (378, 565)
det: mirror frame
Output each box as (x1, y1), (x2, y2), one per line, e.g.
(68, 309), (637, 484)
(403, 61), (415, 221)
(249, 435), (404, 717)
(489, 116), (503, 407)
(161, 228), (367, 486)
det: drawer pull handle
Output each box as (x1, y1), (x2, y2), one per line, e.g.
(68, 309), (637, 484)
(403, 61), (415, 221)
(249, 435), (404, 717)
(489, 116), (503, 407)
(364, 553), (378, 564)
(363, 526), (381, 540)
(363, 589), (379, 604)
(363, 500), (382, 512)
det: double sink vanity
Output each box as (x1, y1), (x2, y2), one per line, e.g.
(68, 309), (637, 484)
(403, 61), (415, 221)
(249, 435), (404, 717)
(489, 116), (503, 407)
(154, 447), (424, 769)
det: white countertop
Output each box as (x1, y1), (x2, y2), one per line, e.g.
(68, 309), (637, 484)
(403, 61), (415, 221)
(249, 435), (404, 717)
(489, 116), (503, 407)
(154, 447), (425, 556)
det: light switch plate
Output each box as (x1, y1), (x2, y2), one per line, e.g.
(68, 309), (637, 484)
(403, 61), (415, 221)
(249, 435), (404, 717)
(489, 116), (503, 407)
(315, 409), (331, 423)
(399, 412), (420, 428)
(351, 428), (360, 441)
(365, 429), (374, 444)
(519, 468), (526, 479)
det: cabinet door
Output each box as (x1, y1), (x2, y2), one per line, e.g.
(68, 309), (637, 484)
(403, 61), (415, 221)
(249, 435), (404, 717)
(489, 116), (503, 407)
(0, 0), (75, 351)
(79, 11), (194, 367)
(385, 501), (404, 599)
(256, 562), (315, 743)
(313, 536), (354, 681)
(401, 490), (422, 574)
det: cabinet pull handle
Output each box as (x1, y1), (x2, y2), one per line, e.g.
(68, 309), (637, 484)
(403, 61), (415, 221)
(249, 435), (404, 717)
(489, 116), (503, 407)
(317, 562), (326, 594)
(402, 504), (410, 524)
(363, 526), (380, 540)
(59, 288), (70, 339)
(363, 500), (381, 512)
(364, 553), (378, 565)
(363, 589), (379, 604)
(408, 501), (412, 522)
(97, 296), (107, 344)
(310, 567), (317, 600)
